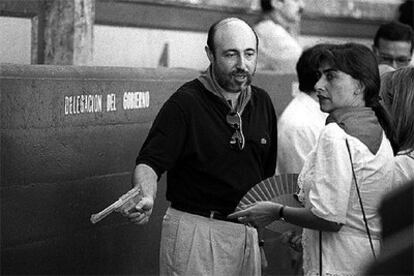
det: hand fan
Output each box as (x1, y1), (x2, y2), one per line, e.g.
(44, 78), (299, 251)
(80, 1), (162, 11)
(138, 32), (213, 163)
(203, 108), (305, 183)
(236, 174), (302, 233)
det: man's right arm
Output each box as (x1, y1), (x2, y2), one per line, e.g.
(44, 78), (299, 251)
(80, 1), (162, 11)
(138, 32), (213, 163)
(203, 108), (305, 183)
(133, 163), (158, 200)
(124, 92), (188, 224)
(123, 163), (158, 224)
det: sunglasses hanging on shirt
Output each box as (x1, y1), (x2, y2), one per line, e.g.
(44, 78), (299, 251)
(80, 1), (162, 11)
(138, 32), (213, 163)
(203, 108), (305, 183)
(226, 111), (245, 151)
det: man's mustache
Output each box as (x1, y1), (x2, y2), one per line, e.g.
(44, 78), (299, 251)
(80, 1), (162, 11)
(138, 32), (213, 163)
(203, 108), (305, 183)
(232, 69), (250, 76)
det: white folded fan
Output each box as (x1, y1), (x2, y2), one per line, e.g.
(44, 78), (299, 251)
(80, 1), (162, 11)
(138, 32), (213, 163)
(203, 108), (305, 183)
(236, 174), (302, 233)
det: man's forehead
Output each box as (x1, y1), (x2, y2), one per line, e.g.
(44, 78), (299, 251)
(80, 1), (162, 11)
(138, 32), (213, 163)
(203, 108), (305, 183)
(377, 38), (412, 55)
(215, 18), (252, 36)
(214, 19), (256, 48)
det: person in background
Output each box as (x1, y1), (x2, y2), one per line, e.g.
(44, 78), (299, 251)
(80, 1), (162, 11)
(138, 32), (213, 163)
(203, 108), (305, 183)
(396, 0), (413, 68)
(229, 43), (396, 275)
(121, 17), (278, 275)
(276, 44), (331, 175)
(372, 21), (413, 69)
(380, 67), (414, 188)
(397, 0), (413, 30)
(255, 0), (304, 73)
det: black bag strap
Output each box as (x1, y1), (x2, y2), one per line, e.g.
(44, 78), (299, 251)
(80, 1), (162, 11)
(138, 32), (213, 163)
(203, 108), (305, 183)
(345, 139), (377, 260)
(319, 230), (322, 276)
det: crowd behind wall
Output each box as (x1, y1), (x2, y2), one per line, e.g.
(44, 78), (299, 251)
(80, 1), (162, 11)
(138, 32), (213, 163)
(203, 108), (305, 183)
(0, 0), (408, 69)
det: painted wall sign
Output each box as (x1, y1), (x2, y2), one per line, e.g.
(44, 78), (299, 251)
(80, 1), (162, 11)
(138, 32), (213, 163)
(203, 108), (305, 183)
(64, 94), (103, 115)
(64, 91), (150, 115)
(123, 91), (150, 110)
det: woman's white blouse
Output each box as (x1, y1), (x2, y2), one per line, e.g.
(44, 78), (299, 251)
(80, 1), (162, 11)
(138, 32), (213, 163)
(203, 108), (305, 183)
(298, 123), (394, 276)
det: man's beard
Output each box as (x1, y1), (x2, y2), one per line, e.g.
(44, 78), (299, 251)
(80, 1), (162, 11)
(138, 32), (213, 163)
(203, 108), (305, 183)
(217, 69), (253, 92)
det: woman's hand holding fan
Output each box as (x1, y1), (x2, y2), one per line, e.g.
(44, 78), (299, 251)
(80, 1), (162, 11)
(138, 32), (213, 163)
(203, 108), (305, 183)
(232, 174), (303, 233)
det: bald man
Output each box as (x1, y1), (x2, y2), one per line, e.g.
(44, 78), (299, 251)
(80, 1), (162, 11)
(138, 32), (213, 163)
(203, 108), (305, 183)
(122, 17), (277, 275)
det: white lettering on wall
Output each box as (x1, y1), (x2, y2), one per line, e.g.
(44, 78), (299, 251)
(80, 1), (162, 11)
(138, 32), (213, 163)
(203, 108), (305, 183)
(64, 91), (150, 116)
(106, 93), (117, 112)
(123, 91), (150, 110)
(64, 94), (102, 115)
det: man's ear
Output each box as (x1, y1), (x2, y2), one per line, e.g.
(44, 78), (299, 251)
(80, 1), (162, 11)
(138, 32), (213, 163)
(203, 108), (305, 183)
(372, 45), (379, 55)
(205, 46), (214, 63)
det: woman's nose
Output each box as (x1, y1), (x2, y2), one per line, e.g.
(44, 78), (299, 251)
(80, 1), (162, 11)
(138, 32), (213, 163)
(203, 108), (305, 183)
(315, 77), (325, 92)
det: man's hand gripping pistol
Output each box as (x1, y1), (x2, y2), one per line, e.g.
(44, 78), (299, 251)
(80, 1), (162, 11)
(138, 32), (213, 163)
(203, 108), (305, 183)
(90, 186), (142, 224)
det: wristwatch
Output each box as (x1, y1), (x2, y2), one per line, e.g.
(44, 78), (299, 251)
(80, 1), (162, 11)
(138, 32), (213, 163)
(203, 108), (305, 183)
(279, 205), (286, 221)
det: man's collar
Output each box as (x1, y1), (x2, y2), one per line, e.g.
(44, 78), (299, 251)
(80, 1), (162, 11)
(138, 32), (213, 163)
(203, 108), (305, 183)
(197, 66), (251, 114)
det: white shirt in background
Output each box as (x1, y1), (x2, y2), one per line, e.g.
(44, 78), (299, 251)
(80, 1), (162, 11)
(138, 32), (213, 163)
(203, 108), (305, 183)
(276, 92), (328, 174)
(254, 19), (302, 73)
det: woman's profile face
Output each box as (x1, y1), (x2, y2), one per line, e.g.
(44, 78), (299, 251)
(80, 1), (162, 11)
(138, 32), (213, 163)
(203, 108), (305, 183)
(315, 63), (364, 113)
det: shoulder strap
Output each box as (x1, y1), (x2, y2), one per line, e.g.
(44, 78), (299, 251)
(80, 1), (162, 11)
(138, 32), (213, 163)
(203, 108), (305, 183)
(345, 139), (377, 260)
(319, 231), (322, 276)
